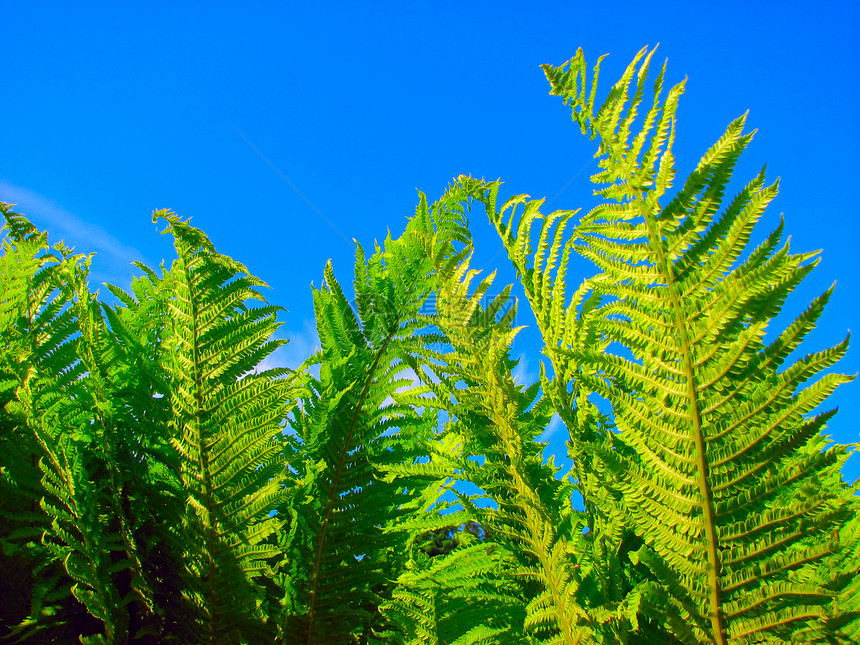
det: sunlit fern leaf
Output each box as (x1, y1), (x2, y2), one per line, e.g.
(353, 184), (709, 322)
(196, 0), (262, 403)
(376, 425), (527, 645)
(819, 506), (860, 640)
(425, 247), (650, 643)
(149, 210), (299, 644)
(278, 177), (491, 644)
(537, 46), (857, 643)
(73, 274), (200, 641)
(480, 184), (641, 632)
(0, 206), (101, 641)
(32, 416), (130, 643)
(3, 213), (197, 643)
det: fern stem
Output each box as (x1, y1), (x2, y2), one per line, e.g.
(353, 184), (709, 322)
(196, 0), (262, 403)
(182, 263), (219, 645)
(514, 468), (583, 644)
(641, 194), (727, 645)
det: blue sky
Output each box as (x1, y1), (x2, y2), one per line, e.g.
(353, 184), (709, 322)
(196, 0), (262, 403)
(2, 1), (858, 480)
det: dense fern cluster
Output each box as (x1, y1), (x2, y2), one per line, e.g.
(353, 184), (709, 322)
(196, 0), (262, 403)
(1, 47), (857, 644)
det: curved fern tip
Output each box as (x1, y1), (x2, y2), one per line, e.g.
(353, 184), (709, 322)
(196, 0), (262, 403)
(151, 208), (175, 223)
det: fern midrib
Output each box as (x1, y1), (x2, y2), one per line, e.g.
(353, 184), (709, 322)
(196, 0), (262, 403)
(642, 200), (726, 645)
(23, 264), (127, 642)
(514, 467), (583, 645)
(83, 311), (155, 615)
(304, 329), (395, 645)
(482, 364), (584, 645)
(498, 228), (607, 632)
(184, 264), (219, 644)
(30, 401), (123, 642)
(495, 230), (605, 547)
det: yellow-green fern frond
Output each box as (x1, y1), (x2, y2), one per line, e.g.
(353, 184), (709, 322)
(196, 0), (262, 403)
(378, 540), (526, 645)
(529, 47), (857, 644)
(429, 248), (651, 643)
(0, 208), (132, 642)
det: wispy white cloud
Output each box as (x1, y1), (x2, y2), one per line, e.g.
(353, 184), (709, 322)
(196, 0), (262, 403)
(255, 318), (321, 373)
(512, 353), (536, 386)
(539, 413), (565, 443)
(380, 365), (428, 409)
(0, 181), (149, 285)
(539, 414), (574, 482)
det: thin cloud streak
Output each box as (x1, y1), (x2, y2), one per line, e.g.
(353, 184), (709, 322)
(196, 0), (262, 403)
(512, 353), (536, 386)
(539, 413), (565, 443)
(0, 181), (148, 274)
(255, 319), (321, 373)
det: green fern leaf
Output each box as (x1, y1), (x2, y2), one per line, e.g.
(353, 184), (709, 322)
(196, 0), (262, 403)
(279, 177), (492, 644)
(148, 210), (299, 644)
(527, 47), (858, 644)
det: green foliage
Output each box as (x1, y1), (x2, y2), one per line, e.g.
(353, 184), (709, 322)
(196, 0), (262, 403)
(535, 46), (856, 643)
(1, 46), (857, 645)
(277, 179), (487, 644)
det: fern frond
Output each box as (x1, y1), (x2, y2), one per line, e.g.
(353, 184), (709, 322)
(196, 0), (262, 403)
(279, 177), (498, 644)
(528, 47), (857, 643)
(378, 541), (526, 645)
(426, 247), (637, 643)
(149, 210), (299, 644)
(1, 208), (133, 642)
